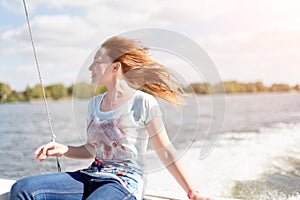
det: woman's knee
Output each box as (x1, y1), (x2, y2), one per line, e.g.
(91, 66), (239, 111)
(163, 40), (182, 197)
(10, 177), (34, 199)
(9, 173), (60, 199)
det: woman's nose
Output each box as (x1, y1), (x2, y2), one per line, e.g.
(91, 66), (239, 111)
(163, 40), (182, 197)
(88, 64), (93, 71)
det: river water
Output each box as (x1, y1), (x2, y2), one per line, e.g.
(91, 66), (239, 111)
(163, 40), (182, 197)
(0, 92), (299, 199)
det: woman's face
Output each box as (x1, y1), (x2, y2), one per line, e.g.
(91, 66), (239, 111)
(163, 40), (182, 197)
(89, 48), (112, 85)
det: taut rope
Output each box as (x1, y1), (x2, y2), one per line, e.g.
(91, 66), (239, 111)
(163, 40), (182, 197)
(22, 0), (61, 172)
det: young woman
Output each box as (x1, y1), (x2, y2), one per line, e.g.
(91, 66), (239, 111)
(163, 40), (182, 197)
(10, 36), (210, 200)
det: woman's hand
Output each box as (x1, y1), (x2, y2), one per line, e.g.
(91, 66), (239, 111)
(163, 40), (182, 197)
(190, 191), (212, 200)
(34, 141), (68, 162)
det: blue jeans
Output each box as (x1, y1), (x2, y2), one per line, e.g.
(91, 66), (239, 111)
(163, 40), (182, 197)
(9, 171), (137, 200)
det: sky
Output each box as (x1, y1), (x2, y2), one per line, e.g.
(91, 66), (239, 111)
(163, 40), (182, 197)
(0, 0), (299, 91)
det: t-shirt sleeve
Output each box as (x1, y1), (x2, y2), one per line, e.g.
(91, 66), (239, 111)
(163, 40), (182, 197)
(144, 95), (163, 124)
(87, 95), (102, 121)
(87, 98), (94, 121)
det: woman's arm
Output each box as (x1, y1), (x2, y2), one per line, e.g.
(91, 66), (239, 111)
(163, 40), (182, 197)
(64, 143), (96, 159)
(34, 141), (96, 162)
(147, 116), (211, 200)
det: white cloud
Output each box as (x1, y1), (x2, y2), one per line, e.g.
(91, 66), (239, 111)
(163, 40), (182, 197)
(154, 0), (238, 22)
(199, 28), (300, 85)
(1, 0), (300, 90)
(1, 0), (24, 15)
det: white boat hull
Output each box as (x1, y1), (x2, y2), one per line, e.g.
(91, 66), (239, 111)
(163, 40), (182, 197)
(0, 179), (15, 200)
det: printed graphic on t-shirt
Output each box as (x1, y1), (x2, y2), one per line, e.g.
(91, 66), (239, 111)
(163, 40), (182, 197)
(87, 114), (136, 161)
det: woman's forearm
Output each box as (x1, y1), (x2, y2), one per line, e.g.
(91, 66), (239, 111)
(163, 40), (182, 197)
(156, 145), (195, 193)
(63, 143), (96, 160)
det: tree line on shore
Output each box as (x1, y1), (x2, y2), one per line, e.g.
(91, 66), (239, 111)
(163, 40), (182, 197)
(188, 81), (300, 94)
(0, 81), (299, 103)
(0, 82), (106, 103)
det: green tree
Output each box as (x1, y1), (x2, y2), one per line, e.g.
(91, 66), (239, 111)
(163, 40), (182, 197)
(269, 84), (290, 92)
(0, 82), (27, 102)
(222, 81), (246, 93)
(0, 82), (12, 102)
(7, 90), (26, 102)
(46, 83), (68, 100)
(23, 86), (32, 101)
(213, 82), (225, 93)
(189, 82), (211, 94)
(67, 84), (74, 97)
(244, 83), (257, 93)
(255, 81), (267, 92)
(292, 84), (300, 91)
(72, 82), (95, 99)
(30, 84), (43, 99)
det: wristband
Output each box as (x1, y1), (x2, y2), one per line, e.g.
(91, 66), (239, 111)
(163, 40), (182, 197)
(187, 189), (199, 199)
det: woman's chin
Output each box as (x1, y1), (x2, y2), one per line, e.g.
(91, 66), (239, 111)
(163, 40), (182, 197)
(91, 79), (99, 86)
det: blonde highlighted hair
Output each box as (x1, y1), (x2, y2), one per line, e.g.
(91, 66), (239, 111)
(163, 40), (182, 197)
(101, 36), (185, 106)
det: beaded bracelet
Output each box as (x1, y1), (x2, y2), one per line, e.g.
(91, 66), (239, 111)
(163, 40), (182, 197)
(187, 189), (199, 199)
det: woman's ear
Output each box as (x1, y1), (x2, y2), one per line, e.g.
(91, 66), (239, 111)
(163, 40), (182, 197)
(113, 62), (121, 72)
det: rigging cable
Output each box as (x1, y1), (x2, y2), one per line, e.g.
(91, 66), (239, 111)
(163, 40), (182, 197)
(22, 0), (61, 172)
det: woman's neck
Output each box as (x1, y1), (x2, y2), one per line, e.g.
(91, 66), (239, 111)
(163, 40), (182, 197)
(102, 80), (135, 111)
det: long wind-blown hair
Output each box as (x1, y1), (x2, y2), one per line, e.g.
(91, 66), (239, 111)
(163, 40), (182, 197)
(101, 36), (185, 106)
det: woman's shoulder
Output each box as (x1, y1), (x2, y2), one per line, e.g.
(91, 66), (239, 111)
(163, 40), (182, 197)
(133, 90), (162, 123)
(132, 90), (161, 110)
(88, 93), (106, 108)
(133, 90), (157, 102)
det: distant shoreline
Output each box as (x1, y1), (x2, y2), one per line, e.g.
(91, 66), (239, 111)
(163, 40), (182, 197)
(187, 81), (300, 94)
(1, 81), (299, 103)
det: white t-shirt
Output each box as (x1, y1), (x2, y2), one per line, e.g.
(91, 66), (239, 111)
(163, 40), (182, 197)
(81, 90), (162, 199)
